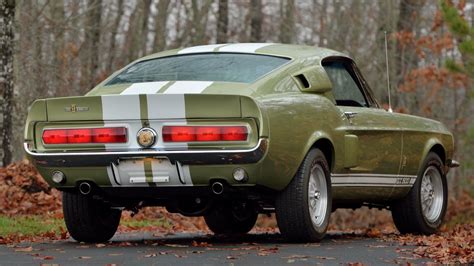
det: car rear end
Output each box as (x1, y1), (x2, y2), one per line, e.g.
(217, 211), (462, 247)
(24, 93), (269, 200)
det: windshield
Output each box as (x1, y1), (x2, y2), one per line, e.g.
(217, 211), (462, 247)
(107, 53), (290, 85)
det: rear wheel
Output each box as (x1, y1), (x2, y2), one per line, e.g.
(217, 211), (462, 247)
(63, 191), (121, 243)
(204, 201), (258, 235)
(391, 152), (447, 234)
(276, 148), (332, 242)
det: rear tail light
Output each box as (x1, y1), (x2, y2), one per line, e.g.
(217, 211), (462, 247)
(42, 127), (127, 144)
(162, 126), (248, 142)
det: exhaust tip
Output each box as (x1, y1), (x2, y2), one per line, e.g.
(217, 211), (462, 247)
(211, 182), (224, 195)
(78, 182), (92, 195)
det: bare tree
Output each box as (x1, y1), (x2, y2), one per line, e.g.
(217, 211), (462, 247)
(249, 0), (263, 42)
(217, 0), (228, 43)
(279, 0), (295, 43)
(0, 0), (15, 166)
(106, 0), (124, 74)
(140, 0), (152, 56)
(81, 0), (102, 92)
(50, 0), (65, 95)
(152, 0), (170, 53)
(189, 0), (213, 45)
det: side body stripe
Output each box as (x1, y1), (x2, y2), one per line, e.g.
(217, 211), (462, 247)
(331, 173), (417, 187)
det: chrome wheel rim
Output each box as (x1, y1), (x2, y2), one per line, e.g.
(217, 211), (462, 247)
(420, 166), (443, 223)
(308, 164), (328, 228)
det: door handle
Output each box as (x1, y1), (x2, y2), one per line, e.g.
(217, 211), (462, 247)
(343, 111), (358, 120)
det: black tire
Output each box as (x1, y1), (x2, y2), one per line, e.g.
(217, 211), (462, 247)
(275, 148), (332, 242)
(391, 152), (447, 235)
(63, 191), (121, 243)
(204, 201), (258, 235)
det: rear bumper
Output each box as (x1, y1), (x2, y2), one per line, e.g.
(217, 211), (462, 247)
(24, 138), (268, 167)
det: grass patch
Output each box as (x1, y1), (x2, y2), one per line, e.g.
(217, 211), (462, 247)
(0, 215), (65, 236)
(121, 217), (172, 229)
(0, 214), (172, 238)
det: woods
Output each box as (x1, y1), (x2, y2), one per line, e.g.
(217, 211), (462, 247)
(0, 0), (473, 191)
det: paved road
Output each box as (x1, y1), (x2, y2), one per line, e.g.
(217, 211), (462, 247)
(0, 232), (430, 265)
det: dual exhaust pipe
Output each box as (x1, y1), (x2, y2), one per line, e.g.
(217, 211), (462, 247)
(211, 181), (224, 195)
(78, 182), (92, 195)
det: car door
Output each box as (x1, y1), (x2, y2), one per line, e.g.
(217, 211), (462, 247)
(323, 59), (404, 191)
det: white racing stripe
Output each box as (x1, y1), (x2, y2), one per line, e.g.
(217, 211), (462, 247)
(178, 44), (226, 54)
(218, 43), (274, 53)
(120, 81), (169, 95)
(147, 94), (185, 119)
(163, 81), (213, 94)
(101, 95), (141, 120)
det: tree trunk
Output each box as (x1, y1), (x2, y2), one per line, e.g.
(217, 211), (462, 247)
(190, 0), (213, 45)
(279, 0), (295, 43)
(50, 0), (65, 96)
(152, 0), (170, 52)
(0, 0), (15, 166)
(81, 0), (102, 93)
(216, 0), (228, 43)
(106, 0), (124, 74)
(395, 0), (424, 111)
(249, 0), (262, 42)
(140, 0), (152, 56)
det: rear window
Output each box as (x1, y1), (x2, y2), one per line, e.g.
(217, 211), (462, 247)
(107, 53), (290, 85)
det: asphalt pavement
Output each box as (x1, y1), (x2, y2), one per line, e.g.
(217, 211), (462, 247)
(0, 232), (431, 265)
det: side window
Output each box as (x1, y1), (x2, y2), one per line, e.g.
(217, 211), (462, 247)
(323, 62), (368, 107)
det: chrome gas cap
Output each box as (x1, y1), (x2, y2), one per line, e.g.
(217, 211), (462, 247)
(137, 128), (157, 148)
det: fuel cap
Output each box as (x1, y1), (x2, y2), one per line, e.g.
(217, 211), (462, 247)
(137, 128), (157, 148)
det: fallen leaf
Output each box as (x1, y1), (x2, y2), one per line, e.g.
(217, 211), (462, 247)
(14, 246), (33, 252)
(165, 244), (188, 248)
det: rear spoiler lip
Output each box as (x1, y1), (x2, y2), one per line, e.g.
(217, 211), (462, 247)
(24, 138), (268, 167)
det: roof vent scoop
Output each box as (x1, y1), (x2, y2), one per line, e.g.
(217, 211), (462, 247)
(295, 74), (310, 89)
(293, 66), (332, 93)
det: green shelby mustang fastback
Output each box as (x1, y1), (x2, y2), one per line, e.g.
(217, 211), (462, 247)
(24, 43), (458, 243)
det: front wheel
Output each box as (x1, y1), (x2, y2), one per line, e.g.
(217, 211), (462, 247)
(276, 148), (332, 242)
(63, 191), (121, 243)
(391, 152), (447, 234)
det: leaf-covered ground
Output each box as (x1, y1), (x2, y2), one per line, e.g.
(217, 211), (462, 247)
(0, 161), (472, 263)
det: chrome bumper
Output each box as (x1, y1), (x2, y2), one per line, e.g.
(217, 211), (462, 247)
(24, 139), (268, 167)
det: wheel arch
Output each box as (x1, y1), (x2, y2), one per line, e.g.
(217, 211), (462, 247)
(307, 133), (335, 172)
(420, 139), (447, 172)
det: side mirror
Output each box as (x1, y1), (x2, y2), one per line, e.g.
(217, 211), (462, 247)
(292, 65), (332, 93)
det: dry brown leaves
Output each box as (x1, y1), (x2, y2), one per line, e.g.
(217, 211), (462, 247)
(391, 224), (473, 264)
(0, 161), (61, 215)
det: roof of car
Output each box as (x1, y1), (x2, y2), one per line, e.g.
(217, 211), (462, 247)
(140, 43), (350, 62)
